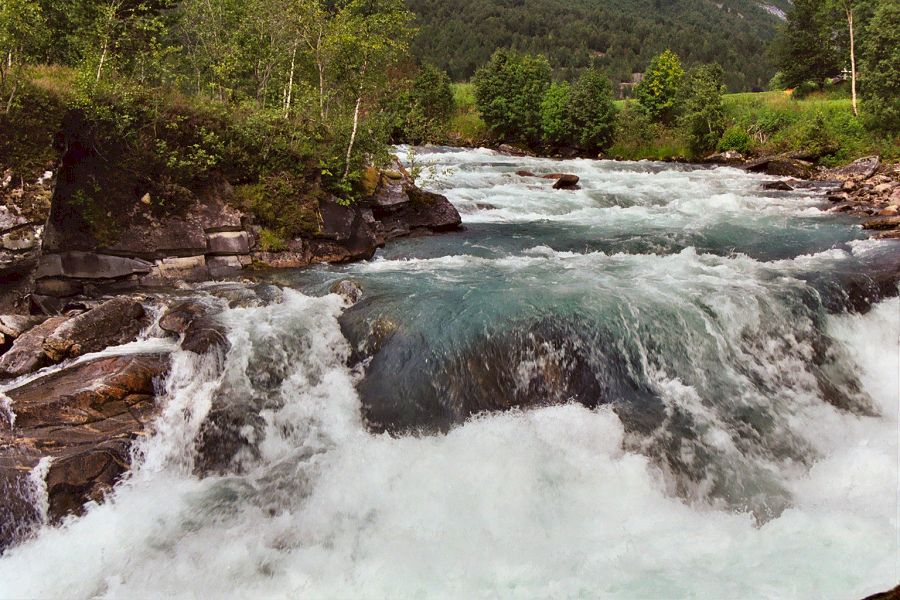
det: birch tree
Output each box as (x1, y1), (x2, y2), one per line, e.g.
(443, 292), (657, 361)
(0, 0), (46, 113)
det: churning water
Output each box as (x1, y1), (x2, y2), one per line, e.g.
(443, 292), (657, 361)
(0, 147), (897, 599)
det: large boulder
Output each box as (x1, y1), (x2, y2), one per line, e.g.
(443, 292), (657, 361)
(824, 155), (880, 182)
(0, 353), (170, 549)
(551, 174), (581, 190)
(0, 316), (69, 379)
(744, 156), (814, 179)
(373, 187), (462, 241)
(317, 198), (379, 261)
(43, 297), (146, 362)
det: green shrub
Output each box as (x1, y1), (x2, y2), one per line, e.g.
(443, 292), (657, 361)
(568, 69), (617, 152)
(718, 126), (752, 154)
(634, 50), (684, 125)
(677, 63), (727, 153)
(234, 172), (321, 242)
(540, 81), (573, 146)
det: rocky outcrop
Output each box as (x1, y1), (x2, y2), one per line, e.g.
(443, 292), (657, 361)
(821, 160), (900, 238)
(0, 353), (170, 549)
(35, 133), (460, 294)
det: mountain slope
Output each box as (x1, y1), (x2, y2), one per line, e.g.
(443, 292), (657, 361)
(407, 0), (792, 91)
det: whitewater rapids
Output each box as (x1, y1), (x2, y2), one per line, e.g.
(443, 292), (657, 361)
(0, 147), (897, 599)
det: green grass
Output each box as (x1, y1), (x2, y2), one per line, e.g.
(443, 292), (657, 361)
(445, 83), (491, 146)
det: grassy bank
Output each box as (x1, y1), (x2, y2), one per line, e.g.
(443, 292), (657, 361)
(445, 84), (899, 165)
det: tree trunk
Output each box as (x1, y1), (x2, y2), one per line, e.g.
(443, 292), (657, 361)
(96, 43), (108, 83)
(343, 94), (363, 181)
(4, 79), (18, 115)
(285, 43), (297, 119)
(847, 6), (858, 117)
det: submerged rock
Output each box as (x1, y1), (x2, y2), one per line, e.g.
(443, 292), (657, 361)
(330, 280), (363, 305)
(762, 181), (794, 191)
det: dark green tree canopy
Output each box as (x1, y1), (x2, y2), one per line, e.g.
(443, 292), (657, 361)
(472, 49), (551, 143)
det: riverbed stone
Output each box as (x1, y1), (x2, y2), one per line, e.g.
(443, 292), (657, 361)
(552, 174), (581, 190)
(0, 316), (69, 379)
(330, 280), (363, 305)
(42, 297), (147, 362)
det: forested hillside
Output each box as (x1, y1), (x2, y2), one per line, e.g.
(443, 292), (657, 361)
(407, 0), (792, 91)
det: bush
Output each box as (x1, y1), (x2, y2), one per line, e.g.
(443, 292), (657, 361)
(473, 49), (551, 144)
(718, 127), (752, 154)
(233, 172), (322, 242)
(677, 63), (727, 153)
(634, 49), (684, 125)
(568, 69), (617, 152)
(540, 81), (573, 146)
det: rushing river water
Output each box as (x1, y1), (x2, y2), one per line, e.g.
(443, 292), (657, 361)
(1, 147), (898, 599)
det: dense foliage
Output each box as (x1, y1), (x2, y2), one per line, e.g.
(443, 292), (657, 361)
(0, 0), (423, 203)
(634, 50), (684, 126)
(860, 2), (899, 132)
(472, 50), (550, 144)
(677, 64), (728, 153)
(407, 0), (789, 91)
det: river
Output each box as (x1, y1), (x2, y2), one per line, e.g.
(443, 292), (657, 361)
(0, 147), (897, 598)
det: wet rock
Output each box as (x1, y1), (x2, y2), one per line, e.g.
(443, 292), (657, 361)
(330, 280), (363, 305)
(762, 181), (794, 191)
(194, 402), (266, 475)
(160, 299), (208, 335)
(0, 353), (169, 546)
(160, 299), (229, 355)
(704, 150), (745, 165)
(42, 297), (146, 362)
(319, 198), (379, 260)
(863, 216), (900, 231)
(552, 174), (581, 190)
(744, 156), (814, 179)
(516, 170), (536, 177)
(0, 316), (69, 379)
(842, 179), (858, 191)
(374, 188), (462, 242)
(183, 316), (229, 355)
